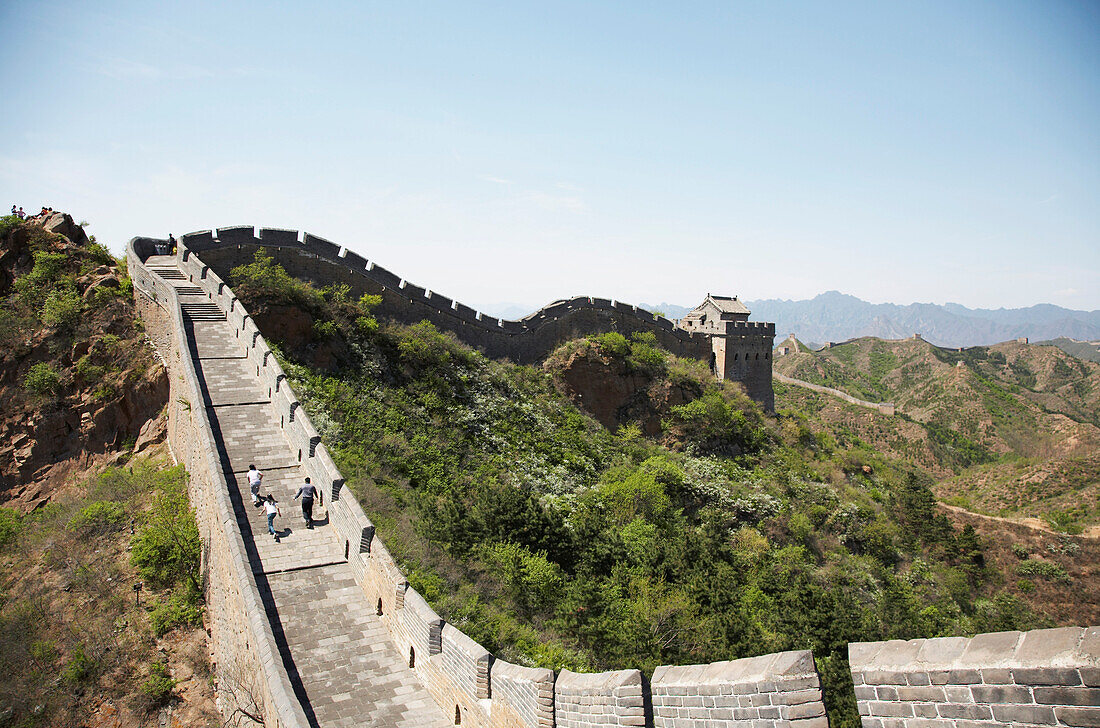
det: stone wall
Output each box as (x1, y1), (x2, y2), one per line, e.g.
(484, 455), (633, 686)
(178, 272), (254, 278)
(128, 239), (310, 728)
(136, 234), (1099, 728)
(154, 237), (829, 727)
(651, 650), (826, 728)
(850, 627), (1100, 728)
(179, 225), (715, 368)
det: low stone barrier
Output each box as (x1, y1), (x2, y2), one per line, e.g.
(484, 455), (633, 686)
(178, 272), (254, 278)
(555, 669), (646, 728)
(850, 627), (1100, 728)
(651, 650), (827, 728)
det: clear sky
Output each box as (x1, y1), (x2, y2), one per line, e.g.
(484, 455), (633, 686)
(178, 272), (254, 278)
(1, 1), (1097, 312)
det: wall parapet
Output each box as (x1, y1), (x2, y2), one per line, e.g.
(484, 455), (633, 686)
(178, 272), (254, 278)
(176, 225), (718, 362)
(651, 650), (827, 728)
(850, 627), (1100, 728)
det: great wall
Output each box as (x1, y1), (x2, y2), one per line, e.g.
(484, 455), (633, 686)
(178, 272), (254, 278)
(128, 228), (1100, 728)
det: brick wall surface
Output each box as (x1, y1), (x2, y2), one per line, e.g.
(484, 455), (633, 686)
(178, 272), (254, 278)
(850, 627), (1100, 728)
(651, 649), (826, 728)
(555, 669), (646, 728)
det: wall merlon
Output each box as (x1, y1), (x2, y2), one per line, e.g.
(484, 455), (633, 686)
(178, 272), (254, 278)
(368, 262), (402, 289)
(303, 233), (341, 260)
(181, 230), (215, 249)
(260, 227), (300, 246)
(342, 249), (370, 270)
(216, 225), (256, 244)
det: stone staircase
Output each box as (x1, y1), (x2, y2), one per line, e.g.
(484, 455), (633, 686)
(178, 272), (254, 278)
(150, 265), (449, 728)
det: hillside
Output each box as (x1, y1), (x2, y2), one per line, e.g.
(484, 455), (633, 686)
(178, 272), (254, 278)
(0, 213), (213, 726)
(229, 251), (1097, 728)
(1039, 337), (1100, 364)
(774, 335), (1100, 532)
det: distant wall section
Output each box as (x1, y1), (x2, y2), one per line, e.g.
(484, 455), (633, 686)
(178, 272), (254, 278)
(182, 226), (712, 367)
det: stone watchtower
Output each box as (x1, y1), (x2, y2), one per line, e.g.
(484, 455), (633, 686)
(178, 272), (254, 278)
(677, 294), (776, 411)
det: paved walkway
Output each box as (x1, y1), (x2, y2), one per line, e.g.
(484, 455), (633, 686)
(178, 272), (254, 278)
(154, 265), (448, 728)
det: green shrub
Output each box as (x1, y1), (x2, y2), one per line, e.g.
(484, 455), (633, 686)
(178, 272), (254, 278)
(12, 251), (70, 308)
(24, 362), (61, 396)
(1043, 509), (1084, 535)
(68, 501), (126, 534)
(141, 660), (176, 703)
(595, 331), (629, 357)
(0, 508), (21, 548)
(148, 588), (204, 636)
(75, 354), (106, 382)
(41, 288), (83, 330)
(61, 643), (96, 684)
(229, 249), (323, 309)
(1011, 543), (1030, 560)
(0, 214), (22, 237)
(130, 465), (201, 592)
(1016, 559), (1071, 584)
(1016, 579), (1035, 593)
(86, 241), (114, 266)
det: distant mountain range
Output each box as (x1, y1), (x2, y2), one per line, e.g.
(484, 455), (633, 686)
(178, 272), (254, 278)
(644, 292), (1100, 349)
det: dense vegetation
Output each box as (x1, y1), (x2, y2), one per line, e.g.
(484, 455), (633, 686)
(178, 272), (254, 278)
(231, 253), (1051, 728)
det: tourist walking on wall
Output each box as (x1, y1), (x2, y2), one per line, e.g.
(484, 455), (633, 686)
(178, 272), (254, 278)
(265, 495), (282, 541)
(294, 477), (321, 529)
(248, 464), (263, 506)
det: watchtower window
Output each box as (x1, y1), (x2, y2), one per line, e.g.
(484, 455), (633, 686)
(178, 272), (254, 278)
(377, 598), (383, 616)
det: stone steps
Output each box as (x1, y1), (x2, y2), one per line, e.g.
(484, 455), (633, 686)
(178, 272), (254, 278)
(182, 302), (226, 321)
(150, 267), (187, 280)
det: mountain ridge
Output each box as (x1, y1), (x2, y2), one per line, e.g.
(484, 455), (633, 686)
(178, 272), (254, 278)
(643, 292), (1100, 349)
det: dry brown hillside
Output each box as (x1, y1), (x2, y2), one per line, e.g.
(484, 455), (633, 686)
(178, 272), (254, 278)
(774, 336), (1100, 533)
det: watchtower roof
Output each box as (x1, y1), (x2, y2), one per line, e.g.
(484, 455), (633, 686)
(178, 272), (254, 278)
(700, 294), (751, 316)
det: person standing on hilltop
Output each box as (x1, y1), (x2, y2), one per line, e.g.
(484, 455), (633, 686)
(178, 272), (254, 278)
(168, 234), (177, 254)
(294, 477), (321, 529)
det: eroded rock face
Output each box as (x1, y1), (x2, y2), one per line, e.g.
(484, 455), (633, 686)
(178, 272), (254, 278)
(547, 345), (701, 437)
(0, 214), (169, 510)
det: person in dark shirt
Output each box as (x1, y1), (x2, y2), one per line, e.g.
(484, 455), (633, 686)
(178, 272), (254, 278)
(294, 477), (322, 529)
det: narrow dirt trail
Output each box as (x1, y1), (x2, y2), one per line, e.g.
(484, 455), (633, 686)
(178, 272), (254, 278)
(939, 502), (1100, 539)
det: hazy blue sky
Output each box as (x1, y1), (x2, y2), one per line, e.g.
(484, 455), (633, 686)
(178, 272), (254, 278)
(1, 1), (1097, 312)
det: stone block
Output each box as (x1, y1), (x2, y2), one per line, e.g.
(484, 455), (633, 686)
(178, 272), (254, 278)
(981, 668), (1013, 684)
(990, 704), (1056, 724)
(1017, 627), (1084, 667)
(971, 684), (1033, 704)
(1033, 687), (1100, 706)
(896, 686), (946, 702)
(1056, 707), (1100, 728)
(787, 702), (826, 720)
(916, 637), (971, 667)
(946, 670), (983, 684)
(937, 703), (992, 720)
(259, 228), (299, 246)
(1012, 667), (1082, 686)
(869, 702), (912, 718)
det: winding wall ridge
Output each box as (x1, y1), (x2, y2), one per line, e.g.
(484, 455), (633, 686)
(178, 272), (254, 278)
(179, 225), (713, 364)
(127, 238), (310, 728)
(131, 234), (1099, 728)
(774, 373), (896, 415)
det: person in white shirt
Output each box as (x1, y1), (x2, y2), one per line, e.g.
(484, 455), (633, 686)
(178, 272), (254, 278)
(265, 495), (282, 541)
(248, 464), (263, 506)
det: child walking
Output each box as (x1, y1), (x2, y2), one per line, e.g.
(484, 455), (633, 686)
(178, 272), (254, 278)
(265, 495), (282, 541)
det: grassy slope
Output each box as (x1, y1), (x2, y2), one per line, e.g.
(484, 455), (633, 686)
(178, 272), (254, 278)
(228, 252), (1093, 728)
(774, 337), (1100, 530)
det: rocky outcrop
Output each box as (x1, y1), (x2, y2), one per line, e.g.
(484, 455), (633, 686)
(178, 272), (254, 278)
(0, 214), (168, 510)
(546, 344), (701, 437)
